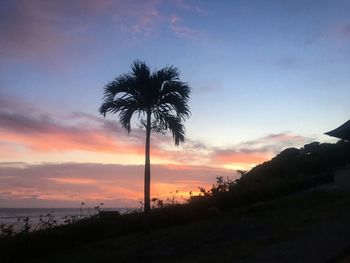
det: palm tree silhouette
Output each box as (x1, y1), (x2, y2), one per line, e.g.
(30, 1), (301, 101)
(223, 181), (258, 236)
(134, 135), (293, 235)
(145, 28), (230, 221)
(99, 61), (191, 214)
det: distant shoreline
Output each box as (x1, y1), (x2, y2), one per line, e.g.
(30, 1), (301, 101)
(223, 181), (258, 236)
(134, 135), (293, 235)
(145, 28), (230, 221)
(0, 207), (134, 232)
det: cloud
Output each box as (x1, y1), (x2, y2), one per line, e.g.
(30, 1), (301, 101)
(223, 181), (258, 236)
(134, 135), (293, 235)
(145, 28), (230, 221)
(0, 95), (146, 156)
(0, 92), (37, 113)
(144, 131), (313, 170)
(114, 1), (206, 39)
(212, 150), (269, 165)
(0, 95), (214, 166)
(0, 110), (135, 153)
(0, 0), (84, 59)
(0, 162), (233, 207)
(209, 132), (313, 170)
(0, 0), (206, 63)
(238, 133), (310, 149)
(0, 95), (205, 166)
(169, 0), (206, 14)
(112, 0), (163, 36)
(169, 14), (204, 39)
(46, 177), (99, 185)
(0, 95), (314, 170)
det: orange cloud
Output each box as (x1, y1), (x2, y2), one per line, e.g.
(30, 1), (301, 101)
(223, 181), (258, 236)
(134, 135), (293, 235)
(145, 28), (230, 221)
(0, 98), (204, 165)
(0, 106), (150, 158)
(0, 162), (234, 207)
(46, 177), (99, 185)
(213, 151), (271, 165)
(0, 96), (313, 170)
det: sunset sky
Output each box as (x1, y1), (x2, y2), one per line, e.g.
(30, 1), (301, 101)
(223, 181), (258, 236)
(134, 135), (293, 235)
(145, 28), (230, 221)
(0, 0), (349, 208)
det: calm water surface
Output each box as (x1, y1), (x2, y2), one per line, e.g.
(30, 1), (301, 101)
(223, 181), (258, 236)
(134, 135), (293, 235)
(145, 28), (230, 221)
(0, 208), (132, 231)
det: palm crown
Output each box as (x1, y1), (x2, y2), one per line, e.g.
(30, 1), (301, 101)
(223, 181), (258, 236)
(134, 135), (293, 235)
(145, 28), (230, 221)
(99, 61), (191, 145)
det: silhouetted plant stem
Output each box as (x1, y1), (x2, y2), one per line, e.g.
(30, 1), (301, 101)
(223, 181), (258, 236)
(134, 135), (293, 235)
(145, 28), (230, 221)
(144, 110), (151, 215)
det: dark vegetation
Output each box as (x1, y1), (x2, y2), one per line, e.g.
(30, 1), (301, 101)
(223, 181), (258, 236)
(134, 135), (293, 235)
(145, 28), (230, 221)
(1, 141), (350, 262)
(200, 140), (350, 211)
(0, 203), (105, 237)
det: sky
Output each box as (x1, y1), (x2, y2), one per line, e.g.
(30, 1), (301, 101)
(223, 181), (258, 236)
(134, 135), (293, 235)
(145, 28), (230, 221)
(0, 0), (349, 208)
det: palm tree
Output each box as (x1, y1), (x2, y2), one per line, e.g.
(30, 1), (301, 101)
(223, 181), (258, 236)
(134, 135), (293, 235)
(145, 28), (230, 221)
(99, 61), (191, 214)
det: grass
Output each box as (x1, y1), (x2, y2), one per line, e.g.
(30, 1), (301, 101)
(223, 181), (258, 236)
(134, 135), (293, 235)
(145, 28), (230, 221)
(3, 189), (350, 263)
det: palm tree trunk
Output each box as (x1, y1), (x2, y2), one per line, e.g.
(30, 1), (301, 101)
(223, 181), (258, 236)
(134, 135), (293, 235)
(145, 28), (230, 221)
(144, 111), (151, 214)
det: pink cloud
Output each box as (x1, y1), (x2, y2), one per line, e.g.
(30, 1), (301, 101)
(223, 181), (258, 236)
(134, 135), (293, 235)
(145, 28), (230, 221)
(169, 0), (206, 14)
(0, 162), (233, 207)
(0, 142), (22, 158)
(212, 150), (271, 165)
(0, 1), (122, 60)
(169, 14), (204, 39)
(171, 23), (200, 38)
(170, 15), (181, 24)
(238, 133), (311, 151)
(0, 111), (140, 154)
(0, 0), (207, 63)
(0, 96), (154, 157)
(0, 1), (78, 60)
(0, 96), (204, 165)
(111, 0), (163, 36)
(46, 177), (100, 185)
(209, 133), (313, 169)
(0, 95), (314, 170)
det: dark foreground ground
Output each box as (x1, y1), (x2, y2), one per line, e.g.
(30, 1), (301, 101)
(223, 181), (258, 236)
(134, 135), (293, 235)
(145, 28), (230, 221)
(4, 188), (350, 263)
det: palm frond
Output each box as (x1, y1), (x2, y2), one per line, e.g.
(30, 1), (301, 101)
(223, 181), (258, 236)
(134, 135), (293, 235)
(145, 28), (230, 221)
(158, 93), (190, 120)
(154, 111), (185, 145)
(100, 97), (139, 132)
(154, 66), (179, 82)
(160, 81), (191, 100)
(166, 115), (186, 146)
(119, 107), (136, 133)
(103, 74), (139, 101)
(131, 60), (150, 80)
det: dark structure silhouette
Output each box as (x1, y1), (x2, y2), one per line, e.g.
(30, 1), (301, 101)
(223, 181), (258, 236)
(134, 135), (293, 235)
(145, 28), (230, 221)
(99, 60), (191, 214)
(325, 119), (350, 141)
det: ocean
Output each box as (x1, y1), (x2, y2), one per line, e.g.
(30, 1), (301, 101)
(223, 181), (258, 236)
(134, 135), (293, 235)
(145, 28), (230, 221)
(0, 207), (132, 232)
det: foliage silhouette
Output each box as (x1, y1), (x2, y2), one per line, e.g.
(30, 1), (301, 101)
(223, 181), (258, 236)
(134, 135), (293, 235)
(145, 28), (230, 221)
(99, 60), (191, 213)
(197, 140), (350, 210)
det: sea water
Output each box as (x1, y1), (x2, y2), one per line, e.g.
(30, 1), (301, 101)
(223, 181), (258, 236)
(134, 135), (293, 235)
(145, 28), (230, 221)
(0, 207), (132, 231)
